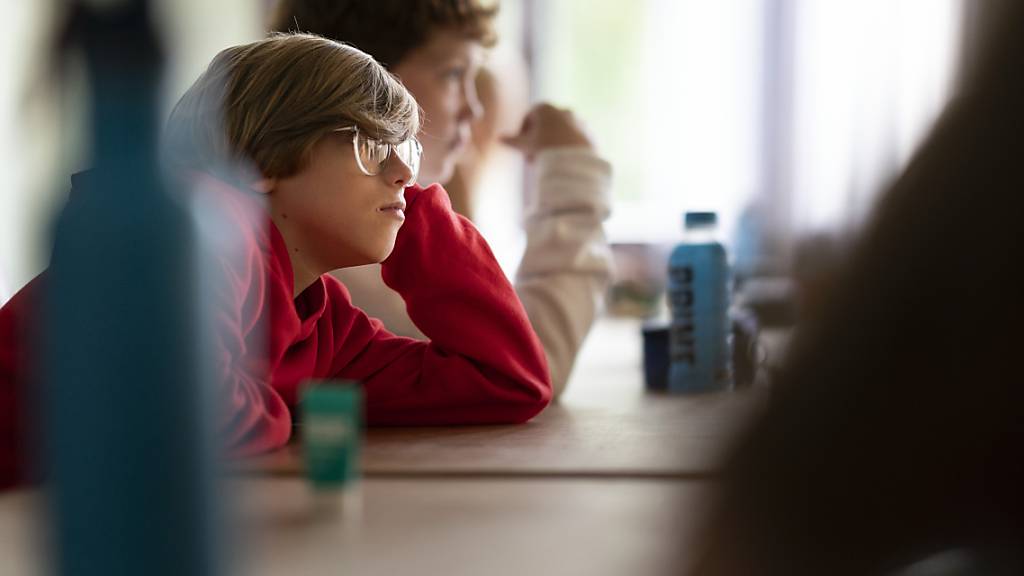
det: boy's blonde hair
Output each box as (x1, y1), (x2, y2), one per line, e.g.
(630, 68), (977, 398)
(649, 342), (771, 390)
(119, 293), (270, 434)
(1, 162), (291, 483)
(164, 33), (420, 179)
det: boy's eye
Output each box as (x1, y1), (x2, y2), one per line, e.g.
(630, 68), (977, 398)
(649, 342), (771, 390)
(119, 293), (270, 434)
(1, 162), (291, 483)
(442, 67), (466, 82)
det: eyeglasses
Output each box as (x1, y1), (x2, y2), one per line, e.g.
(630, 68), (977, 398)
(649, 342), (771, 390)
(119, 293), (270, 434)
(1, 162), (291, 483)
(333, 126), (422, 187)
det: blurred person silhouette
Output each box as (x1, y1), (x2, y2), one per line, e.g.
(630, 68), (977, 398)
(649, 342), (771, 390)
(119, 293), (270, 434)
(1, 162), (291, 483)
(271, 0), (613, 399)
(441, 66), (510, 220)
(688, 3), (1024, 575)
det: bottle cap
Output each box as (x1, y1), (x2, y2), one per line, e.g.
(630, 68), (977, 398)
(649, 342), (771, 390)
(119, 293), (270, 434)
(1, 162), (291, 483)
(684, 211), (718, 230)
(300, 380), (363, 490)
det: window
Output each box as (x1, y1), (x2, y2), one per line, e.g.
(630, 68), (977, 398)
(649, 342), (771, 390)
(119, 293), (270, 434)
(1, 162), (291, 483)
(524, 0), (963, 258)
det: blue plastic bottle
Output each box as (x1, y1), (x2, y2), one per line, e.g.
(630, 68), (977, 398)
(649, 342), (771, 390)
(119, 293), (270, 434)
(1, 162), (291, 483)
(667, 212), (732, 392)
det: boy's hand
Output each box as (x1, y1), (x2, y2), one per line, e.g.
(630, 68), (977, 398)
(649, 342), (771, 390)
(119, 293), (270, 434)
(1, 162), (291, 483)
(500, 103), (595, 161)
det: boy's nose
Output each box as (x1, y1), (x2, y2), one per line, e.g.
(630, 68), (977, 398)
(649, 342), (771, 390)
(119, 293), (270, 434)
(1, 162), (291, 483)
(385, 154), (415, 188)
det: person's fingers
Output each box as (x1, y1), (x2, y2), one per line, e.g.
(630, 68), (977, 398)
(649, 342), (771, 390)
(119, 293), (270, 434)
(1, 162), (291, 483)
(531, 102), (561, 117)
(530, 106), (593, 150)
(500, 103), (594, 156)
(499, 133), (527, 149)
(517, 109), (538, 136)
(499, 109), (538, 150)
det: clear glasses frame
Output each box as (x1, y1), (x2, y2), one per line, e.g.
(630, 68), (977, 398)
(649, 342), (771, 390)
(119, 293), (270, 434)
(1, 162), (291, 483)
(333, 126), (422, 187)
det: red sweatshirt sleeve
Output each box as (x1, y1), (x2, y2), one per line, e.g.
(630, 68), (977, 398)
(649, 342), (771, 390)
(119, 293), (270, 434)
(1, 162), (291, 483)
(0, 277), (38, 489)
(328, 184), (552, 425)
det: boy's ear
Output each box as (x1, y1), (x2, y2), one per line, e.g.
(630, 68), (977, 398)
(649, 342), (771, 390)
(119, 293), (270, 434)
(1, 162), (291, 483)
(251, 177), (276, 194)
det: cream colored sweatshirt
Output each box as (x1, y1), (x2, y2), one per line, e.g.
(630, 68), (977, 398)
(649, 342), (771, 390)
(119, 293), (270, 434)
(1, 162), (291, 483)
(333, 147), (613, 399)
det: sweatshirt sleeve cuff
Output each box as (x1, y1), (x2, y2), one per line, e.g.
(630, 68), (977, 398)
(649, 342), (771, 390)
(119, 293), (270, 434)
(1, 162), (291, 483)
(528, 147), (613, 218)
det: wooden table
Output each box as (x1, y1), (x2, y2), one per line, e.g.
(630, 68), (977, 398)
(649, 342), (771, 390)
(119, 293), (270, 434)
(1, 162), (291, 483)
(0, 477), (711, 576)
(246, 392), (762, 479)
(237, 477), (710, 576)
(0, 318), (764, 575)
(244, 318), (767, 479)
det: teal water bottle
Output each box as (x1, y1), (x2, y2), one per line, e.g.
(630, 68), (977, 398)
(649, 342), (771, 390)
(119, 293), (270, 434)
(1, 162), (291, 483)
(45, 3), (217, 575)
(667, 212), (732, 392)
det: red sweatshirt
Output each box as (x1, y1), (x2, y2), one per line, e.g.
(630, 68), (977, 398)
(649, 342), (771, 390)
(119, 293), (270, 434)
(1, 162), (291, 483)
(0, 175), (551, 488)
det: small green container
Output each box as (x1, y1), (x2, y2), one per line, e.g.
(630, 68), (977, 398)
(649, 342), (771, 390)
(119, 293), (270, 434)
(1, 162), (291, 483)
(300, 380), (363, 489)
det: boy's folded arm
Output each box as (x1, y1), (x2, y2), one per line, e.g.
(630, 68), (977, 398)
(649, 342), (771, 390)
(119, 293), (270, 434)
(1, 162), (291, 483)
(331, 184), (553, 425)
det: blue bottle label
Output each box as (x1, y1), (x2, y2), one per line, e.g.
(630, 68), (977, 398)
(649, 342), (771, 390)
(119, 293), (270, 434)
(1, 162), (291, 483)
(667, 242), (731, 392)
(668, 265), (697, 366)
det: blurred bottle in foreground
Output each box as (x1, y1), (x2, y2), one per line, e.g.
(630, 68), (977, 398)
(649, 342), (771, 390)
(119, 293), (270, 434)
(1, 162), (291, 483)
(667, 212), (732, 393)
(44, 2), (217, 575)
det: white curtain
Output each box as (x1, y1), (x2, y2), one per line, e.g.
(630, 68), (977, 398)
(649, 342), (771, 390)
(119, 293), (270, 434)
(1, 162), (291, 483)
(529, 0), (965, 263)
(780, 0), (962, 241)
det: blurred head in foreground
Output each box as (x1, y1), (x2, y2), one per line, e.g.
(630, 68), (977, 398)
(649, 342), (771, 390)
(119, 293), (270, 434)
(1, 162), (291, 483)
(690, 4), (1024, 575)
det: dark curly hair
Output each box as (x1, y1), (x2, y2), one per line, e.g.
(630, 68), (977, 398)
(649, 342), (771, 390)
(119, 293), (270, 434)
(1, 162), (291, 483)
(269, 0), (498, 68)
